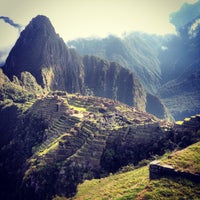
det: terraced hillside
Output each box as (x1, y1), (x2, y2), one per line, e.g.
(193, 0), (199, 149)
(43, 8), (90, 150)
(13, 91), (175, 199)
(1, 91), (200, 199)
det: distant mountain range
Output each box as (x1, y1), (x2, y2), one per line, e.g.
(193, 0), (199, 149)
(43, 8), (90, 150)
(68, 33), (162, 94)
(67, 5), (200, 120)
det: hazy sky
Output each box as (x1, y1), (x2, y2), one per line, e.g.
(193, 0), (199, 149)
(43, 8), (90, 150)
(0, 0), (198, 48)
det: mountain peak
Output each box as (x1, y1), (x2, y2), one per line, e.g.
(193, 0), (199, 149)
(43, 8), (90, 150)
(31, 15), (51, 23)
(27, 15), (56, 36)
(3, 15), (58, 84)
(2, 15), (85, 92)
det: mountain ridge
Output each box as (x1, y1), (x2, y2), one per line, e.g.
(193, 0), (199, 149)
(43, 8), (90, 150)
(67, 33), (162, 94)
(68, 15), (200, 120)
(3, 15), (85, 93)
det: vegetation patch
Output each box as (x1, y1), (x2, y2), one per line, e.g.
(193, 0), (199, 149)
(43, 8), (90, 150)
(69, 105), (87, 112)
(160, 142), (200, 174)
(36, 133), (71, 156)
(56, 166), (149, 200)
(37, 141), (59, 156)
(175, 121), (184, 125)
(184, 117), (191, 122)
(138, 177), (200, 200)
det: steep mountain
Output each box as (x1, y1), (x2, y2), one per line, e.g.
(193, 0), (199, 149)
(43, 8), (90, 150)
(3, 15), (85, 93)
(68, 33), (162, 93)
(2, 15), (170, 120)
(83, 55), (146, 111)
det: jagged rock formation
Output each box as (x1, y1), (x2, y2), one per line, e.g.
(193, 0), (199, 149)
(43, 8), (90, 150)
(0, 68), (40, 104)
(2, 15), (170, 119)
(68, 33), (162, 93)
(0, 68), (43, 147)
(83, 55), (146, 111)
(3, 15), (85, 93)
(146, 93), (170, 119)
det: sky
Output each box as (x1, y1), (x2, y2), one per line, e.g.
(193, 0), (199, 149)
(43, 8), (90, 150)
(0, 0), (198, 49)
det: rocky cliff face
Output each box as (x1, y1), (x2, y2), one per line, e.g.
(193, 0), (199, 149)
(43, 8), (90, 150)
(83, 55), (146, 111)
(2, 15), (170, 119)
(3, 15), (85, 93)
(68, 34), (162, 93)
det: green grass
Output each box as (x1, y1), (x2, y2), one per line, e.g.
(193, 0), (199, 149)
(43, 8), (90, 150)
(175, 121), (184, 125)
(53, 142), (200, 200)
(137, 142), (200, 200)
(57, 166), (149, 200)
(37, 141), (59, 156)
(138, 177), (200, 200)
(69, 105), (87, 112)
(36, 133), (71, 156)
(160, 141), (200, 174)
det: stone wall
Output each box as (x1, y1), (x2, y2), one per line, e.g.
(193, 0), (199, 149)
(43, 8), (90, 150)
(149, 161), (200, 183)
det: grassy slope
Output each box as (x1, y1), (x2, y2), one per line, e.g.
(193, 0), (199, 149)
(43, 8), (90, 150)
(138, 142), (200, 200)
(74, 166), (148, 200)
(138, 177), (200, 200)
(54, 142), (200, 200)
(54, 166), (149, 200)
(160, 141), (200, 174)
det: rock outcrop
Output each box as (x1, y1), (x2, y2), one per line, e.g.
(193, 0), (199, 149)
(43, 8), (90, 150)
(150, 161), (200, 183)
(68, 34), (162, 93)
(83, 55), (146, 111)
(3, 15), (85, 93)
(150, 140), (200, 183)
